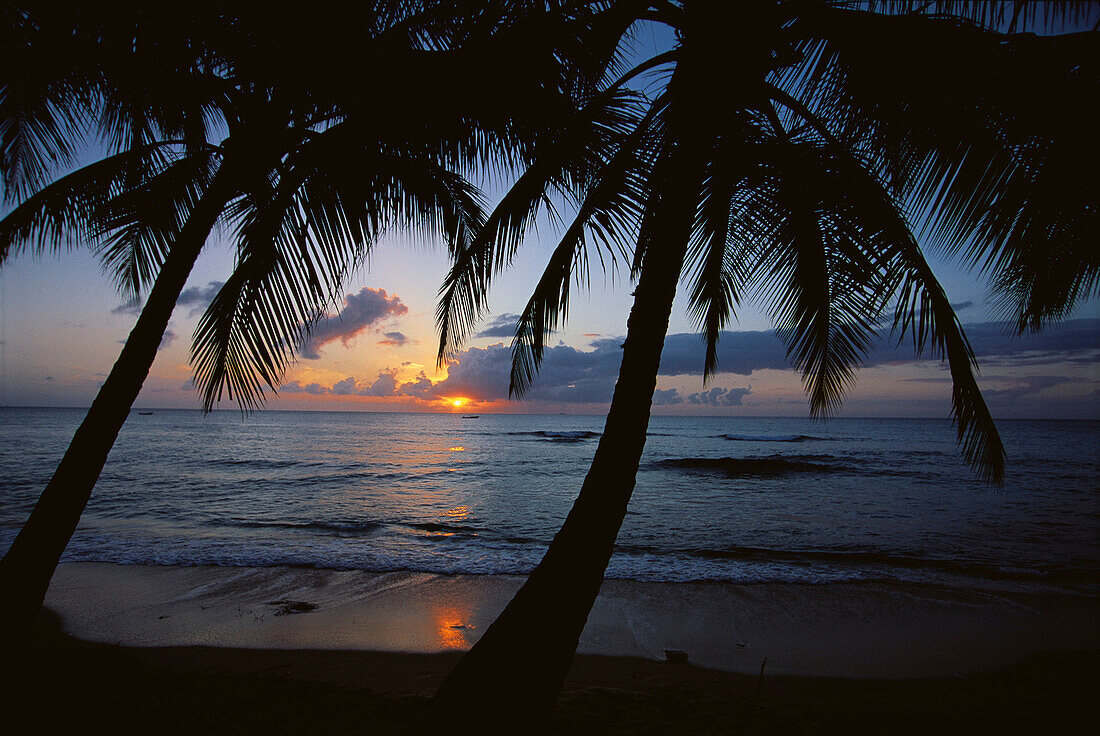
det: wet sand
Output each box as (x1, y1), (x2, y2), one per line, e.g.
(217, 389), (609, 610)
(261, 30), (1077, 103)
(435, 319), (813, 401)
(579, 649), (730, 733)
(44, 562), (1098, 678)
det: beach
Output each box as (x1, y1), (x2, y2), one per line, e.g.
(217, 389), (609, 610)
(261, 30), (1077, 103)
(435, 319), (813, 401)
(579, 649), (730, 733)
(7, 412), (1098, 731)
(20, 561), (1099, 733)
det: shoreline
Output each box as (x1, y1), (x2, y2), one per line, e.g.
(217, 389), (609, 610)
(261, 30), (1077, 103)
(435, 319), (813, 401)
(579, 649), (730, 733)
(44, 562), (1099, 679)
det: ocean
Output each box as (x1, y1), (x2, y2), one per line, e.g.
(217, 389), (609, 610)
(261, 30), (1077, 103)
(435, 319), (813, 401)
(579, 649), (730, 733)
(1, 408), (1097, 595)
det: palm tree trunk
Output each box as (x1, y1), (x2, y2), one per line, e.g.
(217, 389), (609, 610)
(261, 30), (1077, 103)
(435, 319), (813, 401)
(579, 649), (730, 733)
(0, 162), (237, 634)
(432, 168), (697, 728)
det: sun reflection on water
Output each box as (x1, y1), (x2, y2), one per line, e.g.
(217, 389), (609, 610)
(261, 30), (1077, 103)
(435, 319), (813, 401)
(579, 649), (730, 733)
(435, 606), (476, 649)
(443, 505), (469, 519)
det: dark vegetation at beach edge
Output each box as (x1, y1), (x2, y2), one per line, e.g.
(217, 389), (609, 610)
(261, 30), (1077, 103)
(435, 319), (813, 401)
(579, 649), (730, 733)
(13, 611), (1095, 736)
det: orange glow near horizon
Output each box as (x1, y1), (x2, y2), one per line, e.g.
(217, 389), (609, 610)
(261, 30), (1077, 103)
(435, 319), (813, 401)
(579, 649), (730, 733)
(452, 398), (464, 407)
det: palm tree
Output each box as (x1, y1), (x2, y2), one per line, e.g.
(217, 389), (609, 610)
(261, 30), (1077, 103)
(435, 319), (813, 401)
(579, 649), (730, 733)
(432, 0), (1098, 724)
(0, 1), (615, 632)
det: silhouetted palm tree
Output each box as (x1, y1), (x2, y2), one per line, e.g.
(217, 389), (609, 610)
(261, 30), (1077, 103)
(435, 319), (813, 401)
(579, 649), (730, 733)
(0, 1), (617, 631)
(433, 1), (1098, 724)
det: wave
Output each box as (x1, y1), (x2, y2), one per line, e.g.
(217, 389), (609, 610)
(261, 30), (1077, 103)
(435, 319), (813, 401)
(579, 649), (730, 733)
(209, 458), (326, 469)
(508, 430), (600, 442)
(222, 519), (384, 535)
(653, 455), (852, 476)
(612, 542), (1100, 584)
(718, 433), (821, 442)
(407, 521), (484, 536)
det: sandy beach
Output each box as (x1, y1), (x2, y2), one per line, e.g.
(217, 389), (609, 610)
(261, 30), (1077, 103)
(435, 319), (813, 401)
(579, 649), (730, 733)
(14, 562), (1098, 733)
(44, 562), (1098, 678)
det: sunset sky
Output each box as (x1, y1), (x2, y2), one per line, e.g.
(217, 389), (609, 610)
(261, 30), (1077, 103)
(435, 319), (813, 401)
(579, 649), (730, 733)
(2, 212), (1097, 419)
(1, 16), (1097, 422)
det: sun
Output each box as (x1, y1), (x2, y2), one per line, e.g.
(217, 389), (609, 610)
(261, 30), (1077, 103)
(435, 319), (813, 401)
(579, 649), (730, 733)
(452, 399), (464, 407)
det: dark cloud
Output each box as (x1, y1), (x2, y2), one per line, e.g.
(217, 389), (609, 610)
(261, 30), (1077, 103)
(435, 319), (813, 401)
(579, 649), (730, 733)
(972, 375), (1078, 402)
(476, 313), (522, 338)
(159, 328), (177, 351)
(300, 288), (408, 359)
(652, 388), (683, 405)
(428, 318), (1099, 406)
(687, 386), (752, 407)
(433, 341), (621, 404)
(377, 331), (408, 347)
(177, 281), (225, 315)
(951, 300), (974, 312)
(656, 318), (1100, 377)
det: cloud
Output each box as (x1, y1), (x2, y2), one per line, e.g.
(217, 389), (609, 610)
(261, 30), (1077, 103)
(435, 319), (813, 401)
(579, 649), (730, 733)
(159, 328), (177, 351)
(361, 372), (400, 397)
(654, 319), (1100, 376)
(177, 281), (225, 315)
(398, 371), (438, 398)
(282, 370), (439, 400)
(331, 376), (359, 395)
(279, 380), (329, 395)
(652, 387), (683, 405)
(433, 341), (622, 404)
(274, 318), (1100, 410)
(971, 375), (1077, 402)
(426, 318), (1100, 407)
(476, 313), (522, 338)
(377, 331), (408, 347)
(300, 287), (408, 359)
(112, 280), (225, 318)
(112, 299), (142, 316)
(687, 386), (752, 407)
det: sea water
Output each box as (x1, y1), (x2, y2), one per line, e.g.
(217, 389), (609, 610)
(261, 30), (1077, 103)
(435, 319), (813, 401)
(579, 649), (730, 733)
(1, 408), (1096, 595)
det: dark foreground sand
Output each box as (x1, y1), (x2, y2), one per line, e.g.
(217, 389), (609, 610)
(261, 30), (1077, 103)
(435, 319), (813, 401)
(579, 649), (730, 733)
(14, 562), (1099, 734)
(16, 620), (1098, 735)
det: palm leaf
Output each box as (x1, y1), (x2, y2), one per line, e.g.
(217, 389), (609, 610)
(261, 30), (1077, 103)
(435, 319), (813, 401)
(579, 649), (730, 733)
(0, 142), (178, 262)
(436, 86), (645, 367)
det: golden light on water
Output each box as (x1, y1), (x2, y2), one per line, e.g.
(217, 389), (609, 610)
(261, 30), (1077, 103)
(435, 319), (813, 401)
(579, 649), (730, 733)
(435, 607), (476, 649)
(447, 446), (466, 452)
(443, 504), (469, 519)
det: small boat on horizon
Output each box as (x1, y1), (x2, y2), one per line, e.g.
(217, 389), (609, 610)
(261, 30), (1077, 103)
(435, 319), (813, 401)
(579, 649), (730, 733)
(461, 415), (480, 419)
(137, 411), (154, 415)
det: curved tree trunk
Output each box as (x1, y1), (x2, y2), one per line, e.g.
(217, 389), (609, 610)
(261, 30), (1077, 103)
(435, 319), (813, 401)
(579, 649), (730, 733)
(433, 152), (700, 728)
(0, 162), (237, 634)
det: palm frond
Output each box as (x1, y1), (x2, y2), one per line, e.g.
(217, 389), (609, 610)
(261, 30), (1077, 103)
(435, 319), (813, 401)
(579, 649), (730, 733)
(790, 4), (1099, 334)
(802, 131), (1008, 483)
(436, 86), (645, 367)
(508, 122), (648, 397)
(0, 142), (177, 262)
(93, 147), (219, 299)
(746, 136), (887, 418)
(193, 137), (485, 412)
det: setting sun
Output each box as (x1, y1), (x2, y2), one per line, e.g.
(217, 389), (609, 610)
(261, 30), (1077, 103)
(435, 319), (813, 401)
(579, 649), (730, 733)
(452, 399), (463, 407)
